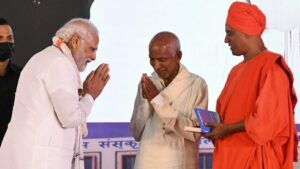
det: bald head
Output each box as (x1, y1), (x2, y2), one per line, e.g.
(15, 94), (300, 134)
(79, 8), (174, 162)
(149, 31), (181, 56)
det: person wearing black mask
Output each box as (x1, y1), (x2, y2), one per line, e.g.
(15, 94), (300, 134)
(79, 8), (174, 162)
(0, 18), (22, 146)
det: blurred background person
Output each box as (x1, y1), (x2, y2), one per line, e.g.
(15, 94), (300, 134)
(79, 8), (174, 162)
(0, 17), (22, 146)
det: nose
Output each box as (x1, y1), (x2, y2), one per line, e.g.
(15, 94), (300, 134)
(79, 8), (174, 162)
(151, 60), (161, 70)
(91, 52), (96, 61)
(224, 35), (229, 43)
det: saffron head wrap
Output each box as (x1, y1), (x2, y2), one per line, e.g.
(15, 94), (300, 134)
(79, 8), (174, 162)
(226, 2), (266, 35)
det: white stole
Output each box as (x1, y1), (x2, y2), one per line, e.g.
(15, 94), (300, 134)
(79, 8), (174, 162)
(152, 64), (197, 103)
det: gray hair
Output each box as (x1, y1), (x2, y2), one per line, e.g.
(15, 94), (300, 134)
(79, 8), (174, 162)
(55, 18), (98, 42)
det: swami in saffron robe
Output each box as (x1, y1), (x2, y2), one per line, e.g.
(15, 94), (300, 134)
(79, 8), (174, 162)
(214, 50), (298, 169)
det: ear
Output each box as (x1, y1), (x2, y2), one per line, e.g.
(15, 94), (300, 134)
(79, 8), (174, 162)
(68, 34), (81, 50)
(176, 50), (182, 61)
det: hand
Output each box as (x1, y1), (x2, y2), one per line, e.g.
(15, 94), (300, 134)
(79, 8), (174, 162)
(192, 119), (202, 140)
(202, 121), (245, 140)
(83, 63), (110, 100)
(202, 122), (230, 140)
(141, 73), (159, 101)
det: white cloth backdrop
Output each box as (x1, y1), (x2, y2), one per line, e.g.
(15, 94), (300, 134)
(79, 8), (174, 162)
(252, 0), (300, 121)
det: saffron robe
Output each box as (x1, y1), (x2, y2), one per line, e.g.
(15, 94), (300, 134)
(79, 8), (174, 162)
(130, 64), (208, 169)
(214, 50), (298, 169)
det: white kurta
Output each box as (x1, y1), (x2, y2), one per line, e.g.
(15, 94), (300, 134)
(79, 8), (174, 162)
(130, 64), (208, 169)
(0, 46), (94, 169)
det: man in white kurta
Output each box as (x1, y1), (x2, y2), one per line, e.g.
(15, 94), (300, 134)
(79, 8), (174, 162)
(0, 18), (110, 169)
(130, 32), (208, 169)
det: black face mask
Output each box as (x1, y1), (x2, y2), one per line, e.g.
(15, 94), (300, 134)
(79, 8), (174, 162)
(0, 42), (14, 62)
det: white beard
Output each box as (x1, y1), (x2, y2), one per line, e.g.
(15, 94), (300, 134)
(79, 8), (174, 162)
(73, 48), (88, 72)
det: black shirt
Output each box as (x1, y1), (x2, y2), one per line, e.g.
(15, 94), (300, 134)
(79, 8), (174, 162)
(0, 62), (22, 145)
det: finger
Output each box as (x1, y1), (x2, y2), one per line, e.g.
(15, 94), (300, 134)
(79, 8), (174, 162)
(86, 71), (95, 81)
(141, 74), (147, 83)
(141, 83), (148, 97)
(103, 74), (110, 86)
(194, 132), (202, 140)
(202, 132), (212, 139)
(95, 63), (108, 76)
(143, 75), (151, 84)
(148, 82), (158, 91)
(144, 81), (158, 96)
(141, 81), (146, 89)
(142, 73), (147, 78)
(102, 64), (110, 75)
(143, 77), (154, 90)
(93, 66), (109, 83)
(142, 82), (151, 95)
(192, 120), (200, 127)
(97, 75), (110, 93)
(99, 66), (110, 81)
(95, 63), (104, 73)
(144, 77), (156, 90)
(141, 83), (150, 99)
(204, 122), (216, 128)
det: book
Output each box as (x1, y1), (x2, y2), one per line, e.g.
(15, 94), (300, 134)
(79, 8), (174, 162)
(194, 107), (220, 133)
(184, 126), (202, 133)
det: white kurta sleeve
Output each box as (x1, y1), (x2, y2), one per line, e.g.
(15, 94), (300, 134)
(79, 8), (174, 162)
(45, 58), (94, 128)
(151, 78), (208, 141)
(130, 83), (153, 141)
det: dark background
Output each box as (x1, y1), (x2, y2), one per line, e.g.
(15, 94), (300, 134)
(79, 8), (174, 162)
(0, 0), (94, 67)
